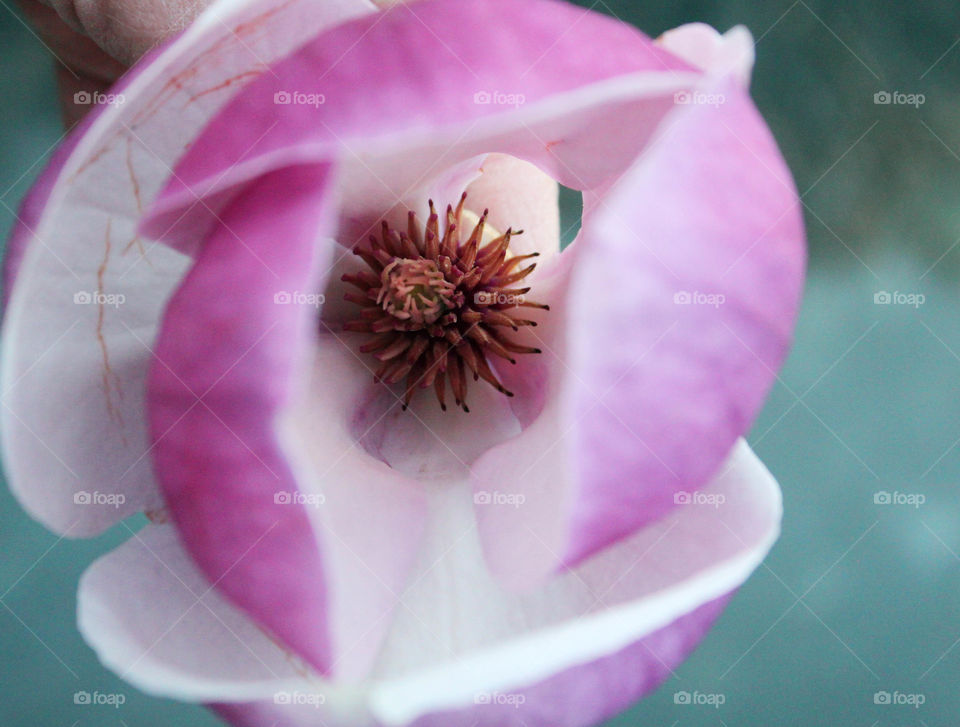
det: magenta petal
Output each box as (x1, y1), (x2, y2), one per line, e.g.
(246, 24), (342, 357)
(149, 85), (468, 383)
(210, 597), (728, 727)
(140, 0), (692, 249)
(1, 0), (377, 537)
(407, 596), (730, 727)
(563, 77), (805, 565)
(147, 164), (337, 673)
(470, 76), (803, 587)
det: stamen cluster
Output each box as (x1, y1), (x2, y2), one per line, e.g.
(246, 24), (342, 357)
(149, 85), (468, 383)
(342, 193), (548, 411)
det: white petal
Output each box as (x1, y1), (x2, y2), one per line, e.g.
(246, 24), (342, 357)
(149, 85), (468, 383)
(79, 440), (779, 727)
(1, 0), (377, 535)
(367, 439), (779, 723)
(77, 524), (316, 702)
(658, 23), (755, 86)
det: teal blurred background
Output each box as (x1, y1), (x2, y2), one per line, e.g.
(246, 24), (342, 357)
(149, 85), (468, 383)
(2, 2), (959, 725)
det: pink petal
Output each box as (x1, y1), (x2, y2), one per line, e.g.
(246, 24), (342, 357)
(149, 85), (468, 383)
(148, 163), (437, 676)
(564, 77), (803, 565)
(278, 332), (431, 679)
(139, 0), (692, 674)
(0, 0), (377, 536)
(464, 154), (561, 261)
(80, 440), (780, 727)
(282, 441), (778, 727)
(216, 600), (729, 727)
(473, 74), (803, 585)
(140, 0), (696, 250)
(147, 164), (337, 673)
(138, 0), (801, 593)
(658, 23), (755, 86)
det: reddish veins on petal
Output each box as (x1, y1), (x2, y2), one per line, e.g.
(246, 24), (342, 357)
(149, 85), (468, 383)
(342, 192), (549, 412)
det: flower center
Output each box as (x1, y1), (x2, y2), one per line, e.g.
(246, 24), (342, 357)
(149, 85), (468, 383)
(342, 192), (548, 412)
(377, 258), (460, 327)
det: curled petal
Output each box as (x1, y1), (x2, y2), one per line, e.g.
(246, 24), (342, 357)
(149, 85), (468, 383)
(140, 0), (696, 249)
(81, 441), (780, 727)
(78, 524), (312, 701)
(0, 0), (377, 536)
(473, 75), (804, 585)
(658, 23), (756, 86)
(148, 164), (338, 672)
(464, 154), (561, 262)
(561, 76), (804, 567)
(148, 162), (433, 676)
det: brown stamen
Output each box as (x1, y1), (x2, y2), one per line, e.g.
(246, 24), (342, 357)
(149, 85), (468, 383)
(342, 193), (547, 412)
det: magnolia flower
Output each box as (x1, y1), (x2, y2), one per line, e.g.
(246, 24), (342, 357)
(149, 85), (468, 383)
(2, 0), (804, 725)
